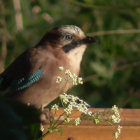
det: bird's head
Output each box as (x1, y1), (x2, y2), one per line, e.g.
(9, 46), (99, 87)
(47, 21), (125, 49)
(37, 25), (96, 71)
(38, 25), (96, 52)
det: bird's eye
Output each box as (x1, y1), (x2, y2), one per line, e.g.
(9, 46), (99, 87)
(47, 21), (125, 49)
(65, 34), (73, 40)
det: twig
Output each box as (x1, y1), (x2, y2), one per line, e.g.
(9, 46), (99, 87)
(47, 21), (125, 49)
(13, 0), (23, 30)
(116, 61), (140, 71)
(69, 0), (140, 10)
(83, 74), (99, 83)
(0, 0), (7, 73)
(0, 0), (13, 73)
(84, 61), (140, 82)
(0, 36), (7, 73)
(88, 29), (140, 36)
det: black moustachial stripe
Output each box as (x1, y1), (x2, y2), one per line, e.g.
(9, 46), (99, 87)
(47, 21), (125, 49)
(63, 42), (79, 53)
(63, 36), (96, 53)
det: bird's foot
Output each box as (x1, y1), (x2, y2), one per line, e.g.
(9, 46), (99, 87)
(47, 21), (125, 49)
(40, 107), (54, 125)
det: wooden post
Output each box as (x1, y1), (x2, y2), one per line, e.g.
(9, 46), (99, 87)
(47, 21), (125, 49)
(43, 108), (140, 140)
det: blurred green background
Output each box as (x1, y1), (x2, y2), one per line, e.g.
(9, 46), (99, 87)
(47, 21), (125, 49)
(0, 0), (140, 108)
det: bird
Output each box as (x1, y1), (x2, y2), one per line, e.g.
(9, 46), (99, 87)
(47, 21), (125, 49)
(0, 25), (96, 108)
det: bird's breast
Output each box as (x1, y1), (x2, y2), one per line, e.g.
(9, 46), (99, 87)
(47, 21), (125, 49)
(67, 44), (87, 74)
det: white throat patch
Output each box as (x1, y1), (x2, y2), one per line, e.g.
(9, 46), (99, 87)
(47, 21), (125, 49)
(67, 44), (87, 73)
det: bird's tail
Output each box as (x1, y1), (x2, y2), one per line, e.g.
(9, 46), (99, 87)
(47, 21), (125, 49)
(0, 76), (11, 96)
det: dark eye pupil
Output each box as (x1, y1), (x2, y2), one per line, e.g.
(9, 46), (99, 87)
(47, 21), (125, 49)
(65, 34), (73, 40)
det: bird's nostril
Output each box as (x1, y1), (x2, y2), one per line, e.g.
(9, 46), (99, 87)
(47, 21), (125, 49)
(88, 37), (92, 40)
(84, 36), (96, 44)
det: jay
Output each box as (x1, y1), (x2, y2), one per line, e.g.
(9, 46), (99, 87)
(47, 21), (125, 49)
(0, 25), (96, 108)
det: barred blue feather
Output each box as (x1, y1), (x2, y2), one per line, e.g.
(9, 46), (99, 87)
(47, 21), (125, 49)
(11, 69), (43, 92)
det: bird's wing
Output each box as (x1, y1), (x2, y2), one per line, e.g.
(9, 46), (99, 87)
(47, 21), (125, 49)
(10, 69), (43, 92)
(0, 49), (43, 95)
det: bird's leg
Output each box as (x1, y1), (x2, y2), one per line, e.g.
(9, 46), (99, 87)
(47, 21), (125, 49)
(40, 104), (44, 112)
(40, 105), (53, 125)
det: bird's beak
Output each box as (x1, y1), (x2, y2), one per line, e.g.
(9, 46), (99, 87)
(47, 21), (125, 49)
(81, 36), (96, 44)
(63, 36), (96, 53)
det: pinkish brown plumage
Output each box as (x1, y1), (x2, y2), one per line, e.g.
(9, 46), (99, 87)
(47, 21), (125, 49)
(0, 25), (96, 108)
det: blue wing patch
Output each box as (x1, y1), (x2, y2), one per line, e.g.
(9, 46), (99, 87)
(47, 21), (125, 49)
(11, 69), (43, 92)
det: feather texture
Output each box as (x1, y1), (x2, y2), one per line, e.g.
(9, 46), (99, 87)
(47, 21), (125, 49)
(11, 69), (43, 92)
